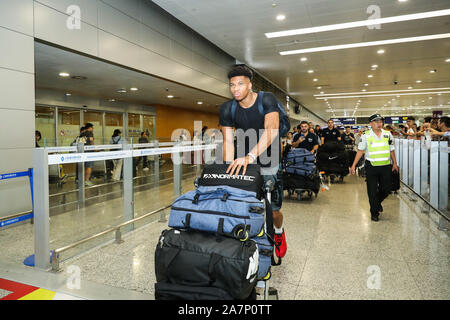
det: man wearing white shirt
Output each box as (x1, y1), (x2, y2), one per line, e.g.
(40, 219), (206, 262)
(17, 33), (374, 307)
(350, 114), (399, 221)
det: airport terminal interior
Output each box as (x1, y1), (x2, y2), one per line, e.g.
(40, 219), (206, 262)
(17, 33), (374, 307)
(0, 0), (449, 301)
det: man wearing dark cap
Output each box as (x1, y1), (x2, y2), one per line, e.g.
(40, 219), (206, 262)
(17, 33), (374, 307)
(350, 114), (399, 221)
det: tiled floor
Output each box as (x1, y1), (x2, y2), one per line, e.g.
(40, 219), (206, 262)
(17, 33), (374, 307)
(56, 174), (449, 300)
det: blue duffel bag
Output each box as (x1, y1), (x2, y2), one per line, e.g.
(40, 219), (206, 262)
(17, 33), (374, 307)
(252, 234), (273, 280)
(169, 185), (265, 240)
(285, 163), (316, 176)
(284, 148), (316, 166)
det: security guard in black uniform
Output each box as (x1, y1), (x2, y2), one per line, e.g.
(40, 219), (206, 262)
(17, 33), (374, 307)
(350, 114), (399, 221)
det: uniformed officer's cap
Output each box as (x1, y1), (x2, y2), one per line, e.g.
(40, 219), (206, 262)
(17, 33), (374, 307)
(369, 114), (384, 122)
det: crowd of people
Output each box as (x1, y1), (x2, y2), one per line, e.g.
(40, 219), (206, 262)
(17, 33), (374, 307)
(282, 115), (450, 155)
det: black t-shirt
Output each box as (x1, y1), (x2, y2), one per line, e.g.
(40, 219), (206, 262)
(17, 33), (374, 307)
(219, 92), (281, 168)
(81, 130), (94, 146)
(293, 132), (319, 151)
(341, 132), (355, 145)
(321, 127), (340, 143)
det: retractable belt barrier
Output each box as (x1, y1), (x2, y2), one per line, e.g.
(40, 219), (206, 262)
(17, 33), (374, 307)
(32, 142), (218, 270)
(0, 169), (34, 228)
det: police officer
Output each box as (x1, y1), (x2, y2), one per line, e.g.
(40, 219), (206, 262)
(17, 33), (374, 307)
(350, 114), (399, 221)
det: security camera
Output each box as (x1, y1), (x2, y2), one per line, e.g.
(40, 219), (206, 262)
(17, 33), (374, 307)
(165, 88), (169, 92)
(393, 80), (398, 85)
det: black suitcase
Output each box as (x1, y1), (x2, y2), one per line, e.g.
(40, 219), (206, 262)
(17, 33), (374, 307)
(155, 229), (258, 300)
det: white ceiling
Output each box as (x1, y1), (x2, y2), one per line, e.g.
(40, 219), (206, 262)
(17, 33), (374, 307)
(34, 41), (228, 113)
(152, 0), (450, 120)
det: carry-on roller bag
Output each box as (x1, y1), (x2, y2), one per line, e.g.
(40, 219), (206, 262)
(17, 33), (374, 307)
(168, 185), (265, 240)
(154, 229), (259, 300)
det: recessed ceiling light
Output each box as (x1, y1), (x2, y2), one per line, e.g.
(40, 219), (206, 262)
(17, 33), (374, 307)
(416, 80), (422, 83)
(117, 89), (127, 93)
(364, 83), (369, 86)
(300, 57), (308, 62)
(377, 49), (385, 54)
(167, 95), (174, 99)
(429, 69), (436, 73)
(313, 78), (318, 82)
(130, 87), (138, 91)
(371, 64), (378, 68)
(398, 0), (408, 2)
(307, 70), (314, 73)
(59, 72), (70, 77)
(197, 101), (203, 105)
(65, 93), (71, 96)
(317, 86), (322, 89)
(320, 91), (324, 94)
(368, 74), (373, 78)
(408, 86), (413, 89)
(276, 14), (286, 21)
(362, 89), (367, 92)
(446, 58), (450, 62)
(108, 99), (115, 102)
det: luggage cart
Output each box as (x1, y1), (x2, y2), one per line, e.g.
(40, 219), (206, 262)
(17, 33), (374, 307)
(191, 177), (280, 300)
(258, 179), (279, 300)
(284, 174), (320, 201)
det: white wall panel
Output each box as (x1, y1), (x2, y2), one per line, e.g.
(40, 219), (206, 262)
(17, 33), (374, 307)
(0, 68), (35, 111)
(0, 109), (34, 149)
(170, 41), (193, 68)
(98, 30), (140, 70)
(98, 1), (140, 45)
(0, 149), (33, 217)
(139, 23), (170, 57)
(101, 0), (141, 22)
(35, 0), (98, 26)
(34, 2), (98, 56)
(0, 27), (34, 73)
(140, 1), (170, 37)
(0, 0), (33, 35)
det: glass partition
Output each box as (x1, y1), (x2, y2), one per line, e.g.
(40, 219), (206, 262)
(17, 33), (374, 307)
(127, 113), (141, 143)
(143, 115), (156, 141)
(105, 112), (124, 144)
(35, 106), (56, 147)
(83, 110), (103, 144)
(57, 108), (80, 146)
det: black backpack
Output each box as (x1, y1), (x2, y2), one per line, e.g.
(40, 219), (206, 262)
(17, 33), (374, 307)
(231, 91), (290, 137)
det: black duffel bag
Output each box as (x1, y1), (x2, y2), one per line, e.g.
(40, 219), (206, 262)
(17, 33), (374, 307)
(196, 163), (264, 198)
(155, 229), (259, 300)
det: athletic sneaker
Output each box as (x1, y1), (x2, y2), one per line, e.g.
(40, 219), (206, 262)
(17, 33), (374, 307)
(274, 230), (287, 258)
(85, 180), (94, 187)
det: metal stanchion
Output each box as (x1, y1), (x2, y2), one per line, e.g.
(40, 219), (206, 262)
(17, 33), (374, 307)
(77, 142), (85, 206)
(438, 141), (449, 231)
(123, 142), (134, 233)
(154, 140), (159, 185)
(33, 148), (50, 270)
